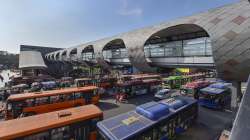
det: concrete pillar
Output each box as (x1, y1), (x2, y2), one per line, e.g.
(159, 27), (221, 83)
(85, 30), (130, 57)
(230, 81), (242, 111)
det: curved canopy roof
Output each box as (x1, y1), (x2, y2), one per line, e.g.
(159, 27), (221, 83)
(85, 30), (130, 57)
(19, 51), (47, 69)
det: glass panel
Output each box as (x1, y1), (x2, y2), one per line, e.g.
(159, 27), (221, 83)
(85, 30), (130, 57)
(149, 45), (164, 57)
(206, 39), (212, 55)
(82, 52), (94, 61)
(50, 95), (60, 103)
(103, 50), (112, 59)
(35, 97), (49, 106)
(51, 126), (71, 140)
(164, 41), (182, 57)
(22, 131), (50, 140)
(112, 49), (121, 58)
(74, 92), (83, 99)
(145, 37), (211, 57)
(183, 37), (206, 56)
(144, 46), (151, 57)
(26, 99), (35, 107)
(120, 48), (128, 58)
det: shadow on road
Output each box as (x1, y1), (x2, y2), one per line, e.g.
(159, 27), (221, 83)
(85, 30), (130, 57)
(126, 94), (155, 105)
(98, 101), (119, 111)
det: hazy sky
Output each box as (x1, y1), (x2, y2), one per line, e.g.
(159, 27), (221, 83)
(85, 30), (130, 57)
(0, 0), (238, 54)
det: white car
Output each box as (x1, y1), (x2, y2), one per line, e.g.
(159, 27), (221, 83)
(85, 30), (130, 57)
(154, 89), (171, 100)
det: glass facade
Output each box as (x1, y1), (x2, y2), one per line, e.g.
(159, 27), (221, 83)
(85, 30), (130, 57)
(144, 37), (212, 58)
(82, 52), (94, 61)
(103, 47), (128, 59)
(70, 54), (77, 60)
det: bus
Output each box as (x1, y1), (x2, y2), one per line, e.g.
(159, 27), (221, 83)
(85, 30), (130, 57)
(162, 74), (205, 89)
(5, 86), (99, 120)
(199, 82), (231, 109)
(75, 77), (117, 89)
(131, 74), (161, 80)
(116, 78), (162, 98)
(162, 76), (183, 89)
(75, 78), (93, 87)
(97, 96), (198, 140)
(0, 105), (103, 140)
(180, 80), (211, 98)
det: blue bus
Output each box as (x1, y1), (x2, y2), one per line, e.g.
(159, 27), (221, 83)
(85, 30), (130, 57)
(199, 82), (231, 109)
(97, 96), (198, 140)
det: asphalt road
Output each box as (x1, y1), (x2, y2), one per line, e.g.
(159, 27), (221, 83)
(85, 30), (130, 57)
(98, 94), (234, 140)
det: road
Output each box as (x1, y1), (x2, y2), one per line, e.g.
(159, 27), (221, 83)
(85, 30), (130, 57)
(98, 94), (234, 140)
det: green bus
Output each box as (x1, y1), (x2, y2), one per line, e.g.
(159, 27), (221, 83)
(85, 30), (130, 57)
(162, 76), (183, 89)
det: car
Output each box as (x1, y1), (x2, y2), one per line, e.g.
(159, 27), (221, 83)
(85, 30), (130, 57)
(154, 89), (171, 100)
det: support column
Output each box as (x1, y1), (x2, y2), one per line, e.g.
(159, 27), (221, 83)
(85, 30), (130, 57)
(230, 81), (242, 111)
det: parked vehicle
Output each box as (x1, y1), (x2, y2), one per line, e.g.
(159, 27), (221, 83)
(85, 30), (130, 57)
(5, 86), (99, 120)
(11, 84), (29, 94)
(162, 76), (183, 89)
(180, 80), (211, 98)
(154, 89), (171, 100)
(98, 96), (198, 140)
(30, 82), (42, 92)
(116, 78), (162, 98)
(199, 82), (231, 109)
(0, 105), (103, 140)
(41, 81), (57, 90)
(75, 78), (93, 87)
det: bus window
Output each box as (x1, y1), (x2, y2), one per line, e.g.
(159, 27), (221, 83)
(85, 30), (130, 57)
(22, 131), (49, 140)
(35, 97), (49, 106)
(50, 95), (60, 103)
(26, 99), (35, 107)
(74, 92), (83, 99)
(51, 126), (71, 140)
(63, 94), (74, 101)
(139, 129), (153, 140)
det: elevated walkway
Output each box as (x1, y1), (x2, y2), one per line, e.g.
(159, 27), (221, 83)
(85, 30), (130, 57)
(147, 56), (215, 68)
